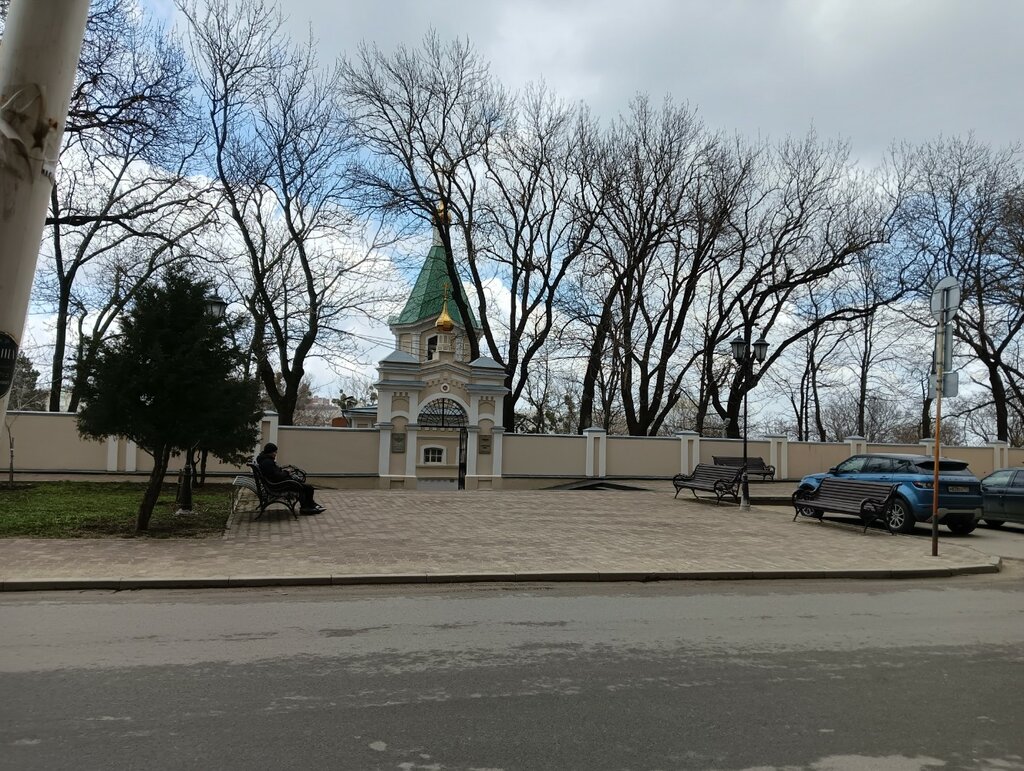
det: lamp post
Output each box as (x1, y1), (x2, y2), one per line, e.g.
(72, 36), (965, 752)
(177, 292), (228, 514)
(730, 331), (769, 511)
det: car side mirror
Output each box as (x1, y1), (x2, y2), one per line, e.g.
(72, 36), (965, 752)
(828, 466), (838, 473)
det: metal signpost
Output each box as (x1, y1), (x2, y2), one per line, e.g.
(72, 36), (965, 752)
(929, 277), (961, 557)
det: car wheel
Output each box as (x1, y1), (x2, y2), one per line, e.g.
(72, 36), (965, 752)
(885, 499), (917, 534)
(946, 519), (977, 536)
(983, 519), (1005, 528)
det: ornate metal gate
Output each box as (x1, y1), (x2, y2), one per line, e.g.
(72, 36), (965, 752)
(418, 398), (469, 490)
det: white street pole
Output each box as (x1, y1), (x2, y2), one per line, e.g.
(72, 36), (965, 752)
(0, 0), (91, 423)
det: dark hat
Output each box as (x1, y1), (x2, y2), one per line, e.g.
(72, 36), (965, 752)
(262, 442), (278, 453)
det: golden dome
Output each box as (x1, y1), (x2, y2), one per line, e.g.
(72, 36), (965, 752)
(435, 282), (455, 332)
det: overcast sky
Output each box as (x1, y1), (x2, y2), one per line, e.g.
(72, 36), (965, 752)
(133, 0), (1022, 395)
(154, 0), (1022, 167)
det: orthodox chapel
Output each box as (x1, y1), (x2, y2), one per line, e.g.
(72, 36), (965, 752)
(355, 212), (509, 490)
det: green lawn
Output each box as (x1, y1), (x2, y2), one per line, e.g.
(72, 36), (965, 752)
(0, 481), (232, 538)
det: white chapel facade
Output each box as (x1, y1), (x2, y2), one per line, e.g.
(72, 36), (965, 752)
(367, 217), (509, 490)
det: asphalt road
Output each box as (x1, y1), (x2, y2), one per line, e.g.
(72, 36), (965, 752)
(3, 567), (1024, 771)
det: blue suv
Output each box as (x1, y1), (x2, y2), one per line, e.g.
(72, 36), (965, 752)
(796, 453), (983, 535)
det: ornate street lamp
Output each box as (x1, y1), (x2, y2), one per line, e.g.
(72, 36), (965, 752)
(730, 331), (770, 511)
(204, 293), (228, 320)
(177, 292), (228, 514)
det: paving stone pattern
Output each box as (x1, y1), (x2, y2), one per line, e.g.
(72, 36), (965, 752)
(0, 485), (996, 585)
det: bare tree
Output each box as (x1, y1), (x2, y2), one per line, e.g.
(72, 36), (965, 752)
(343, 37), (604, 430)
(702, 133), (893, 438)
(570, 98), (744, 435)
(889, 135), (1024, 442)
(31, 0), (204, 411)
(181, 0), (390, 425)
(341, 31), (511, 363)
(474, 86), (604, 429)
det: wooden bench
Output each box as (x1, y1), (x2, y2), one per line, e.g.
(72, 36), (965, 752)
(673, 464), (742, 504)
(792, 477), (900, 533)
(245, 462), (303, 520)
(713, 455), (776, 480)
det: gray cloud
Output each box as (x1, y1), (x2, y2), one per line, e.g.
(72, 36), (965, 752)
(157, 0), (1022, 165)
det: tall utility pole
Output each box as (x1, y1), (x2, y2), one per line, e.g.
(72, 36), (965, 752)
(0, 0), (91, 424)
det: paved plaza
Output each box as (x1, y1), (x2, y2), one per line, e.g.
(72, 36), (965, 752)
(0, 481), (999, 590)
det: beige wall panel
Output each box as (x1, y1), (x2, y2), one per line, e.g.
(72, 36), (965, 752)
(1009, 448), (1024, 467)
(3, 412), (107, 470)
(605, 437), (678, 477)
(866, 443), (924, 455)
(503, 434), (585, 477)
(277, 427), (380, 475)
(934, 446), (993, 476)
(787, 442), (849, 479)
(696, 438), (772, 465)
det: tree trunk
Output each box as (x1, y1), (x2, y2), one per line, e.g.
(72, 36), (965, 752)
(6, 422), (13, 488)
(48, 284), (71, 412)
(578, 303), (613, 433)
(137, 445), (170, 532)
(199, 448), (209, 486)
(502, 373), (516, 432)
(988, 366), (1010, 442)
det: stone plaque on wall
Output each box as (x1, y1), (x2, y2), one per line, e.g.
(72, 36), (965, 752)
(391, 432), (406, 454)
(479, 434), (492, 455)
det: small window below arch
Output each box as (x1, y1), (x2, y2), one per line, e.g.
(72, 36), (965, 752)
(426, 335), (438, 360)
(423, 446), (444, 464)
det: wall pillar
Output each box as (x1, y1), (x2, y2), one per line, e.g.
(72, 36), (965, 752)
(918, 437), (935, 456)
(675, 430), (700, 474)
(583, 427), (607, 478)
(845, 435), (867, 456)
(105, 436), (118, 472)
(259, 411), (279, 457)
(405, 425), (419, 478)
(377, 421), (393, 489)
(987, 440), (1009, 469)
(491, 427), (505, 482)
(766, 433), (788, 480)
(466, 426), (479, 477)
(125, 440), (137, 473)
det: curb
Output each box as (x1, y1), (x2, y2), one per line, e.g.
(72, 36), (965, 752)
(0, 557), (1000, 592)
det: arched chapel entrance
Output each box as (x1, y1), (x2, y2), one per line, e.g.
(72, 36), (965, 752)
(417, 397), (469, 490)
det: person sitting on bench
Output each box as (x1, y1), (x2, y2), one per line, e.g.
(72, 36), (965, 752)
(255, 442), (325, 514)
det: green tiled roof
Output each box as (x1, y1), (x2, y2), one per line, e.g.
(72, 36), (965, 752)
(394, 243), (478, 327)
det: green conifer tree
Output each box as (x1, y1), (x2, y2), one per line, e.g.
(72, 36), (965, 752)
(77, 269), (261, 531)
